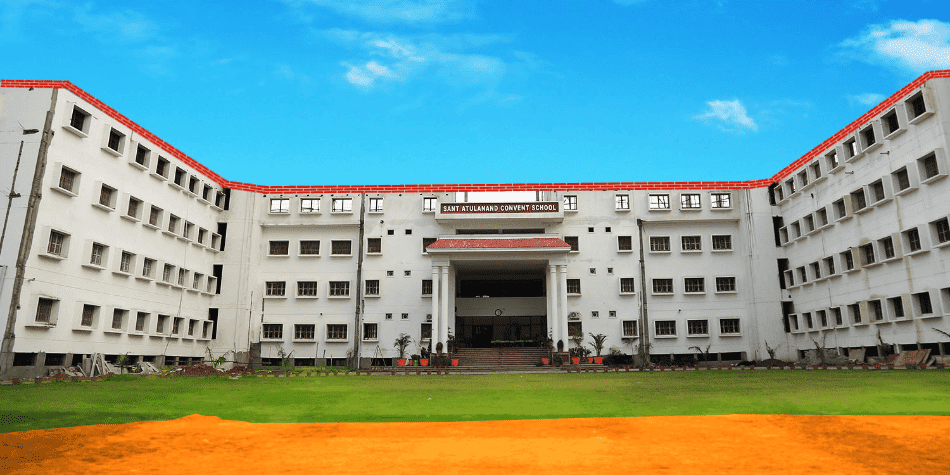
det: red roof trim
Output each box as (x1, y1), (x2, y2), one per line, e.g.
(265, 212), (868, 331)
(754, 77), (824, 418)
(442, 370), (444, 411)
(6, 70), (948, 194)
(426, 237), (571, 250)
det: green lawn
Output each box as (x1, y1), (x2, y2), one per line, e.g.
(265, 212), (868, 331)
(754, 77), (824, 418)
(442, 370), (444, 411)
(1, 370), (948, 432)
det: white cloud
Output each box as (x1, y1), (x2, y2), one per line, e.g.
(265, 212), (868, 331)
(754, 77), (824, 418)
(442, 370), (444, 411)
(287, 0), (473, 24)
(694, 100), (758, 132)
(343, 60), (401, 88)
(840, 19), (950, 73)
(73, 5), (158, 42)
(847, 93), (885, 106)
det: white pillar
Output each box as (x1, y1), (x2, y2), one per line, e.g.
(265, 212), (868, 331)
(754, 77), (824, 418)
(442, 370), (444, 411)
(558, 265), (569, 348)
(431, 266), (440, 352)
(440, 266), (450, 351)
(548, 264), (559, 346)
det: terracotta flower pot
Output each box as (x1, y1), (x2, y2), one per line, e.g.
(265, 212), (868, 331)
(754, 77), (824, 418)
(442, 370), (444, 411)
(451, 359), (459, 366)
(541, 358), (550, 365)
(593, 357), (603, 364)
(397, 359), (407, 367)
(571, 357), (580, 365)
(587, 358), (594, 364)
(420, 359), (429, 367)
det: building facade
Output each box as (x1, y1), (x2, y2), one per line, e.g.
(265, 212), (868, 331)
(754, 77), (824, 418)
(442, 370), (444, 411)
(1, 72), (949, 378)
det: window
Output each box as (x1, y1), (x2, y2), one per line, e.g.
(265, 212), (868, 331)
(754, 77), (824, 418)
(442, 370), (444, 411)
(815, 208), (829, 227)
(684, 277), (705, 293)
(608, 310), (617, 318)
(841, 249), (855, 271)
(162, 264), (174, 283)
(193, 273), (202, 290)
(402, 313), (409, 320)
(786, 179), (796, 196)
(620, 278), (635, 294)
(167, 215), (179, 234)
(422, 197), (437, 212)
(567, 279), (581, 295)
(156, 315), (168, 334)
(269, 241), (289, 256)
(188, 177), (199, 195)
(266, 281), (286, 297)
(111, 309), (126, 330)
(681, 236), (701, 251)
(648, 194), (670, 210)
(883, 109), (900, 135)
(591, 311), (599, 319)
(869, 180), (886, 203)
(798, 170), (809, 188)
(905, 228), (922, 252)
(861, 126), (876, 148)
(262, 324), (283, 340)
(300, 240), (320, 255)
(365, 280), (380, 296)
(331, 198), (353, 213)
(849, 303), (862, 324)
(712, 235), (732, 251)
(720, 318), (740, 335)
(879, 237), (895, 260)
(148, 206), (162, 227)
(680, 194), (701, 209)
(589, 268), (596, 275)
(174, 168), (186, 187)
(422, 279), (433, 296)
(605, 227), (611, 233)
(687, 319), (708, 335)
(869, 300), (884, 321)
(617, 235), (633, 251)
(90, 243), (105, 266)
(889, 297), (905, 319)
(182, 222), (193, 240)
(826, 150), (839, 170)
(798, 266), (807, 283)
(366, 238), (381, 254)
(564, 236), (579, 252)
(126, 197), (141, 219)
(197, 228), (207, 245)
(422, 237), (437, 253)
(58, 167), (78, 193)
(803, 312), (813, 329)
(80, 304), (97, 327)
(405, 229), (413, 235)
(178, 269), (186, 287)
(832, 307), (843, 326)
(851, 189), (867, 211)
(202, 184), (212, 202)
(47, 230), (66, 256)
(171, 317), (182, 335)
(563, 195), (577, 211)
(404, 270), (411, 277)
(142, 258), (154, 278)
(893, 168), (911, 192)
(908, 92), (927, 119)
(107, 128), (124, 152)
(810, 161), (822, 180)
(715, 277), (736, 293)
(155, 157), (169, 178)
(329, 281), (350, 297)
(914, 292), (933, 315)
(824, 256), (835, 275)
(363, 323), (379, 341)
(810, 261), (821, 280)
(652, 279), (673, 294)
(331, 240), (352, 255)
(615, 194), (629, 210)
(294, 324), (315, 340)
(932, 218), (950, 244)
(134, 145), (150, 167)
(622, 320), (638, 337)
(300, 198), (320, 213)
(710, 193), (731, 209)
(119, 251), (132, 273)
(817, 310), (828, 328)
(35, 298), (55, 323)
(844, 137), (858, 160)
(70, 106), (89, 132)
(98, 185), (115, 209)
(803, 215), (815, 233)
(135, 312), (148, 332)
(369, 198), (383, 212)
(649, 236), (670, 252)
(297, 281), (318, 297)
(327, 324), (347, 340)
(858, 243), (875, 265)
(919, 152), (940, 180)
(655, 321), (676, 336)
(833, 198), (848, 220)
(387, 270), (395, 277)
(270, 198), (289, 213)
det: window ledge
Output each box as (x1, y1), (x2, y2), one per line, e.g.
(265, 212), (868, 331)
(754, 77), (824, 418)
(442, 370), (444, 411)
(161, 230), (178, 238)
(719, 333), (742, 337)
(854, 207), (873, 215)
(155, 281), (173, 287)
(649, 250), (672, 254)
(680, 208), (702, 212)
(714, 290), (738, 294)
(711, 249), (733, 253)
(39, 253), (67, 261)
(330, 254), (353, 258)
(681, 250), (703, 254)
(845, 152), (865, 164)
(870, 319), (887, 325)
(812, 176), (828, 185)
(112, 270), (132, 277)
(267, 254), (291, 258)
(325, 338), (349, 342)
(683, 292), (706, 295)
(619, 292), (636, 296)
(366, 252), (382, 256)
(871, 197), (893, 207)
(331, 211), (354, 215)
(844, 268), (861, 274)
(101, 146), (122, 157)
(299, 211), (322, 216)
(615, 208), (631, 213)
(921, 174), (948, 185)
(933, 240), (950, 249)
(120, 214), (140, 223)
(295, 295), (319, 300)
(648, 208), (672, 212)
(621, 335), (639, 339)
(710, 207), (733, 212)
(686, 334), (709, 338)
(327, 295), (351, 300)
(828, 273), (842, 280)
(367, 211), (384, 215)
(863, 261), (883, 269)
(191, 241), (206, 248)
(904, 249), (929, 257)
(829, 165), (845, 174)
(143, 223), (161, 230)
(268, 212), (290, 216)
(908, 111), (935, 125)
(261, 338), (284, 342)
(81, 263), (105, 271)
(362, 338), (380, 342)
(835, 215), (853, 223)
(263, 295), (287, 299)
(50, 186), (78, 198)
(149, 334), (167, 339)
(72, 327), (94, 332)
(186, 288), (200, 293)
(652, 292), (674, 296)
(169, 182), (185, 191)
(91, 203), (115, 213)
(654, 335), (678, 339)
(364, 294), (381, 299)
(616, 249), (634, 253)
(25, 322), (56, 329)
(294, 338), (317, 343)
(884, 128), (906, 140)
(62, 124), (88, 138)
(129, 332), (147, 337)
(103, 329), (123, 334)
(863, 142), (883, 154)
(918, 313), (941, 320)
(567, 293), (582, 298)
(176, 235), (191, 242)
(198, 197), (211, 205)
(894, 186), (917, 197)
(297, 254), (320, 258)
(129, 161), (148, 172)
(150, 172), (169, 181)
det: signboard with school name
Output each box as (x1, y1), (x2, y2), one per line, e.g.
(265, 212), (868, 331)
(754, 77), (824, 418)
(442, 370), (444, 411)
(440, 202), (560, 214)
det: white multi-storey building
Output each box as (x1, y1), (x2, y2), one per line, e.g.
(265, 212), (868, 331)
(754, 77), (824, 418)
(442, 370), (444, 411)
(1, 72), (949, 378)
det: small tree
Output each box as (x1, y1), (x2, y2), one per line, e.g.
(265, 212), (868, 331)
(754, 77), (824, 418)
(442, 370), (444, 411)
(689, 344), (712, 363)
(589, 333), (607, 357)
(394, 333), (411, 360)
(764, 341), (779, 360)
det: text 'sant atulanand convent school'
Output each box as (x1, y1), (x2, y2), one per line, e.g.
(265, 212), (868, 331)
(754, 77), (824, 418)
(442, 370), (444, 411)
(2, 71), (950, 378)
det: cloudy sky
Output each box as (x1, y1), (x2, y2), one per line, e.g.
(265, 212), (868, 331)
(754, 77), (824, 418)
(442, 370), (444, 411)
(2, 0), (948, 186)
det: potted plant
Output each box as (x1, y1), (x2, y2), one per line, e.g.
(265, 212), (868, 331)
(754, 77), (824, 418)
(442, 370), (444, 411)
(395, 333), (411, 367)
(589, 333), (607, 364)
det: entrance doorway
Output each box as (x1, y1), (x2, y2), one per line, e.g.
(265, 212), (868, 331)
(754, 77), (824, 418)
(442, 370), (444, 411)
(456, 315), (547, 348)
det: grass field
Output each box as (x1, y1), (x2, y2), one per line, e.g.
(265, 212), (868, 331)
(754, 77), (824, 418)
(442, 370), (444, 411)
(1, 370), (948, 433)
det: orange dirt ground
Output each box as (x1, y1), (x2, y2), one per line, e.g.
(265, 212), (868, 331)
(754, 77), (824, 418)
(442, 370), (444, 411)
(1, 415), (948, 474)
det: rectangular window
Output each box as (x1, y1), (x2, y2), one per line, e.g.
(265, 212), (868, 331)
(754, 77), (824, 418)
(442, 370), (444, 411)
(300, 240), (320, 255)
(649, 236), (670, 252)
(720, 318), (740, 334)
(167, 215), (179, 234)
(710, 193), (731, 209)
(622, 320), (638, 337)
(155, 157), (169, 178)
(266, 281), (286, 297)
(262, 324), (283, 339)
(363, 323), (379, 341)
(824, 256), (835, 275)
(889, 297), (905, 319)
(617, 235), (632, 251)
(140, 258), (154, 278)
(422, 237), (437, 253)
(422, 197), (437, 212)
(564, 236), (579, 252)
(59, 167), (78, 192)
(182, 222), (193, 240)
(422, 279), (433, 296)
(331, 198), (353, 213)
(187, 176), (198, 193)
(135, 312), (147, 332)
(269, 241), (289, 255)
(615, 194), (629, 210)
(297, 281), (318, 297)
(70, 106), (88, 131)
(833, 199), (847, 220)
(841, 249), (855, 270)
(815, 208), (829, 227)
(684, 277), (705, 293)
(178, 269), (186, 287)
(880, 236), (896, 259)
(193, 273), (201, 290)
(715, 276), (736, 292)
(172, 317), (182, 335)
(869, 300), (884, 321)
(295, 324), (315, 340)
(655, 320), (676, 336)
(126, 197), (141, 219)
(851, 189), (867, 211)
(156, 315), (168, 334)
(111, 309), (125, 330)
(47, 230), (66, 256)
(331, 240), (352, 255)
(162, 264), (174, 282)
(270, 198), (289, 213)
(680, 194), (701, 209)
(566, 279), (581, 294)
(300, 198), (320, 213)
(826, 150), (839, 170)
(786, 179), (796, 195)
(817, 310), (828, 328)
(80, 304), (96, 327)
(329, 281), (350, 297)
(35, 298), (55, 323)
(563, 195), (577, 210)
(202, 184), (212, 202)
(861, 126), (876, 148)
(803, 312), (813, 329)
(620, 278), (635, 294)
(135, 145), (149, 167)
(365, 280), (380, 296)
(681, 236), (701, 251)
(327, 324), (347, 340)
(905, 228), (922, 252)
(197, 228), (207, 245)
(860, 243), (875, 266)
(687, 319), (708, 335)
(712, 235), (732, 250)
(883, 109), (900, 135)
(832, 307), (843, 326)
(894, 168), (911, 192)
(844, 137), (858, 159)
(648, 194), (670, 210)
(652, 279), (673, 294)
(90, 243), (105, 266)
(869, 180), (886, 203)
(915, 292), (933, 315)
(932, 218), (950, 244)
(368, 197), (383, 212)
(98, 185), (115, 208)
(810, 161), (822, 180)
(367, 238), (381, 254)
(849, 303), (862, 324)
(119, 251), (132, 273)
(148, 206), (162, 227)
(919, 153), (940, 180)
(909, 92), (927, 118)
(798, 170), (809, 188)
(798, 266), (807, 283)
(107, 129), (123, 152)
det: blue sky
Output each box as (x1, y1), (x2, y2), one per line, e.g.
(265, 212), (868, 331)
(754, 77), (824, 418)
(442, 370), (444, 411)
(2, 0), (949, 186)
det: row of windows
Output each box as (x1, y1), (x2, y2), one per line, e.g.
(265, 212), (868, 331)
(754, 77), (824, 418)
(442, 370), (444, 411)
(31, 297), (213, 339)
(786, 286), (950, 332)
(560, 192), (733, 212)
(651, 318), (742, 338)
(266, 237), (438, 257)
(268, 197), (439, 215)
(783, 218), (950, 287)
(648, 234), (732, 253)
(777, 151), (947, 246)
(646, 276), (737, 295)
(773, 90), (934, 204)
